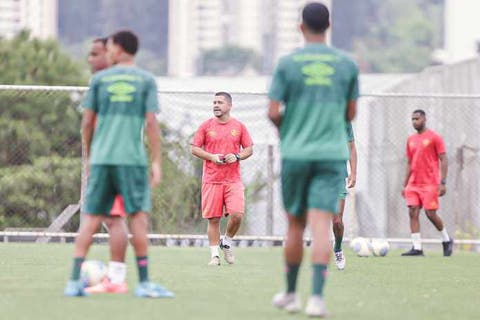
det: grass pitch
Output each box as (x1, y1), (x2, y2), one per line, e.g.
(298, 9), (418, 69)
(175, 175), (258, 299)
(1, 243), (479, 320)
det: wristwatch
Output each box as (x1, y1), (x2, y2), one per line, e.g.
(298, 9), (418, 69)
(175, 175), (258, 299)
(441, 179), (447, 185)
(235, 153), (241, 161)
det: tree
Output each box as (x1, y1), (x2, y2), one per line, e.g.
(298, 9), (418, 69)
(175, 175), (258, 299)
(198, 46), (261, 76)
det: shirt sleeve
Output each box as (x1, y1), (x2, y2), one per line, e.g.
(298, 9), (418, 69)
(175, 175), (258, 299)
(81, 76), (98, 112)
(268, 58), (288, 102)
(435, 134), (446, 155)
(145, 76), (160, 113)
(240, 123), (254, 148)
(191, 123), (206, 147)
(346, 122), (355, 142)
(347, 62), (360, 101)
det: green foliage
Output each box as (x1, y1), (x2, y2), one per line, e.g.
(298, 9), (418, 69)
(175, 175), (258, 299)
(0, 157), (81, 230)
(199, 45), (261, 76)
(349, 0), (443, 73)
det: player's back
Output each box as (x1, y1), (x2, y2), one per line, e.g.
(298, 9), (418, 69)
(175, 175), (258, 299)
(269, 43), (358, 161)
(86, 65), (158, 166)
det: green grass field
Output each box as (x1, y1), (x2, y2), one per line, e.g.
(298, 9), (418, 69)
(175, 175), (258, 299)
(1, 244), (479, 320)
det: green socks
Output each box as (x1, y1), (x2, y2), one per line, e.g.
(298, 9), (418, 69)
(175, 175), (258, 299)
(286, 264), (300, 293)
(136, 256), (149, 283)
(312, 264), (328, 296)
(70, 257), (85, 281)
(334, 236), (343, 252)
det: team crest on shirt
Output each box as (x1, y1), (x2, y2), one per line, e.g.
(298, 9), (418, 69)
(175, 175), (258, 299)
(231, 129), (239, 137)
(409, 141), (415, 148)
(423, 139), (431, 146)
(430, 201), (437, 208)
(207, 130), (217, 137)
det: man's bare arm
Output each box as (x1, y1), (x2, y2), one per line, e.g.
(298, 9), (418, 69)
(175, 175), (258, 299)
(268, 100), (282, 128)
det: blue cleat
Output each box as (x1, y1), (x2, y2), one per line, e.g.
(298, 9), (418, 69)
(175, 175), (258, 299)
(135, 282), (174, 298)
(64, 280), (88, 297)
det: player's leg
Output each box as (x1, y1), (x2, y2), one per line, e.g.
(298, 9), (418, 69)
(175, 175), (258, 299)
(333, 195), (346, 270)
(201, 183), (224, 265)
(65, 165), (113, 297)
(272, 160), (310, 313)
(221, 182), (245, 264)
(402, 186), (424, 256)
(303, 161), (343, 317)
(117, 165), (173, 298)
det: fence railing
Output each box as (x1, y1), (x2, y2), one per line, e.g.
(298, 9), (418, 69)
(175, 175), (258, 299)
(1, 85), (479, 249)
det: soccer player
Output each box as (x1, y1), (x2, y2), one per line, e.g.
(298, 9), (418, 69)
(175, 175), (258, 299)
(190, 92), (253, 266)
(333, 122), (357, 270)
(401, 110), (453, 257)
(64, 30), (173, 298)
(268, 2), (358, 317)
(83, 37), (129, 294)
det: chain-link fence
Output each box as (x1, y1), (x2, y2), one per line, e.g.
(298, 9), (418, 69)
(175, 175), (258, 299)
(1, 86), (480, 245)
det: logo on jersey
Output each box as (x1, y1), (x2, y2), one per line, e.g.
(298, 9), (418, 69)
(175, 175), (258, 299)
(301, 62), (335, 86)
(207, 130), (217, 137)
(231, 129), (239, 137)
(107, 82), (136, 102)
(423, 139), (431, 146)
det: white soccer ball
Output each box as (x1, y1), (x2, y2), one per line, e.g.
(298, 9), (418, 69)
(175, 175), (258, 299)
(350, 237), (372, 257)
(81, 260), (107, 287)
(370, 239), (390, 257)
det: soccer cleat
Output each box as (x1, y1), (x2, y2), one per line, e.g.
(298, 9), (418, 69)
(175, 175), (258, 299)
(208, 256), (221, 266)
(135, 281), (174, 298)
(64, 280), (88, 297)
(272, 292), (302, 313)
(305, 295), (328, 318)
(220, 239), (235, 264)
(85, 277), (128, 294)
(401, 248), (425, 256)
(334, 250), (346, 270)
(442, 238), (454, 257)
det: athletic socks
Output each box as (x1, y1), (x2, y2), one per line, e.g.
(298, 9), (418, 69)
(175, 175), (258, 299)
(411, 233), (422, 250)
(136, 256), (149, 283)
(286, 264), (300, 293)
(108, 261), (127, 284)
(223, 235), (233, 247)
(312, 264), (328, 296)
(440, 228), (450, 242)
(210, 245), (220, 258)
(334, 236), (343, 252)
(70, 257), (85, 281)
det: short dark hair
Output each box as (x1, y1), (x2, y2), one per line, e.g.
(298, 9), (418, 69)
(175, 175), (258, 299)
(93, 37), (107, 46)
(110, 30), (139, 55)
(302, 2), (330, 34)
(413, 109), (426, 117)
(215, 92), (232, 104)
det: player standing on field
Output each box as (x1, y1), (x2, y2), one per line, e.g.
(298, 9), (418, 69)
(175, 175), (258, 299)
(402, 109), (453, 257)
(190, 92), (253, 266)
(332, 122), (357, 270)
(64, 30), (173, 298)
(82, 37), (129, 294)
(268, 2), (358, 317)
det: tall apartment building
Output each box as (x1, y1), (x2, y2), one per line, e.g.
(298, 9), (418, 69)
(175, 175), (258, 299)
(168, 0), (331, 76)
(0, 0), (57, 39)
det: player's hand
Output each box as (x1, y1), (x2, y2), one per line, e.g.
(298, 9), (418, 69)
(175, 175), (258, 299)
(347, 174), (356, 188)
(150, 162), (162, 188)
(224, 153), (237, 164)
(438, 184), (446, 197)
(210, 154), (225, 165)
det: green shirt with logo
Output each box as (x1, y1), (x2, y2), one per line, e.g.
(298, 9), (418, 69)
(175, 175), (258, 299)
(268, 43), (359, 161)
(82, 66), (159, 166)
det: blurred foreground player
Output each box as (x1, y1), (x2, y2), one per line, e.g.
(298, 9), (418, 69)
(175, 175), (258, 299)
(64, 30), (173, 298)
(268, 2), (359, 317)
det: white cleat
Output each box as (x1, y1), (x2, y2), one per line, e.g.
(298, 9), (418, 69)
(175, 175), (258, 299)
(208, 256), (220, 266)
(334, 250), (346, 270)
(272, 292), (302, 313)
(305, 295), (328, 318)
(221, 240), (235, 264)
